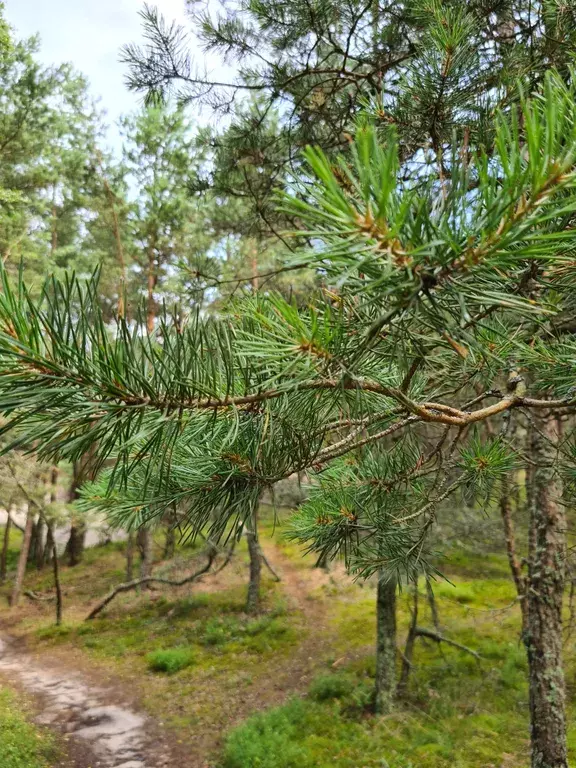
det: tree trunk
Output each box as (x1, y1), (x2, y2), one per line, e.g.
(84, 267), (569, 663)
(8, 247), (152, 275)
(43, 524), (54, 567)
(163, 526), (176, 560)
(126, 532), (134, 581)
(146, 240), (158, 335)
(246, 528), (261, 614)
(10, 510), (34, 606)
(524, 413), (567, 768)
(66, 524), (86, 567)
(50, 525), (62, 626)
(27, 518), (38, 564)
(35, 516), (45, 570)
(137, 528), (153, 579)
(66, 461), (87, 567)
(398, 577), (418, 697)
(374, 573), (397, 714)
(0, 511), (12, 582)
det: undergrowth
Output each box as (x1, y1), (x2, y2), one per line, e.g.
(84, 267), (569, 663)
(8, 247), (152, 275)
(0, 687), (60, 768)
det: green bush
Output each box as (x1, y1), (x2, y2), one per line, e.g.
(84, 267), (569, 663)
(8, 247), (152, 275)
(146, 647), (195, 674)
(309, 672), (356, 702)
(222, 699), (321, 768)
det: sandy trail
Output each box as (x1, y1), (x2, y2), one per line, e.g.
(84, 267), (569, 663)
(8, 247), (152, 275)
(0, 636), (171, 768)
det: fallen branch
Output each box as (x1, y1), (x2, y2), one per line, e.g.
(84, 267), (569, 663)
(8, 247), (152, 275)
(24, 590), (55, 602)
(86, 548), (219, 620)
(414, 626), (481, 659)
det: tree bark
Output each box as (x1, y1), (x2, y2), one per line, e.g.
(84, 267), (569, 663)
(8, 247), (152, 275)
(51, 526), (62, 626)
(43, 524), (54, 567)
(10, 510), (34, 606)
(66, 461), (88, 566)
(524, 413), (567, 768)
(163, 526), (176, 560)
(374, 573), (397, 714)
(66, 524), (86, 567)
(27, 518), (38, 564)
(398, 577), (418, 697)
(126, 532), (134, 581)
(0, 511), (12, 582)
(35, 516), (45, 570)
(246, 528), (262, 614)
(137, 528), (153, 579)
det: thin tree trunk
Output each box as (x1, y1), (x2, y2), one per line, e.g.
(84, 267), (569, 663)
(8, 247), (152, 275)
(27, 518), (38, 564)
(246, 519), (262, 614)
(0, 511), (12, 582)
(374, 573), (397, 714)
(10, 510), (34, 606)
(35, 516), (45, 570)
(146, 240), (157, 335)
(44, 468), (58, 566)
(425, 576), (440, 631)
(398, 577), (418, 697)
(43, 524), (54, 567)
(66, 461), (87, 567)
(51, 526), (62, 626)
(96, 151), (127, 318)
(163, 526), (176, 560)
(137, 528), (153, 579)
(524, 413), (567, 768)
(126, 532), (134, 581)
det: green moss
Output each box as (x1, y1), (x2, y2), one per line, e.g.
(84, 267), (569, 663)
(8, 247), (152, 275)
(0, 687), (60, 768)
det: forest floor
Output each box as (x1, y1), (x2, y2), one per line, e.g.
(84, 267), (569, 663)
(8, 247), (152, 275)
(0, 506), (575, 767)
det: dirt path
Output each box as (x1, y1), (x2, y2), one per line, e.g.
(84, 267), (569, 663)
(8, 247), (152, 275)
(0, 635), (173, 768)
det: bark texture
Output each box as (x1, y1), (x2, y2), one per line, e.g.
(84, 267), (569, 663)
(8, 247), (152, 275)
(524, 413), (567, 768)
(374, 574), (397, 714)
(246, 529), (262, 614)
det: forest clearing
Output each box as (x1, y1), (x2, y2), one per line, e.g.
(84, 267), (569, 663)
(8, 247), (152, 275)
(1, 505), (569, 768)
(2, 1), (576, 767)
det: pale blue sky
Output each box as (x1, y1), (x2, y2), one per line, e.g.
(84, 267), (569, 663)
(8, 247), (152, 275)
(4, 0), (218, 151)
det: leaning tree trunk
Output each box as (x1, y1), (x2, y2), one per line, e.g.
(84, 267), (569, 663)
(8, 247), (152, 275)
(374, 573), (397, 714)
(10, 509), (34, 606)
(524, 413), (567, 768)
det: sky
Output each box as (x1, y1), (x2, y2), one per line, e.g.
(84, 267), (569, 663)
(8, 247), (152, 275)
(4, 0), (214, 151)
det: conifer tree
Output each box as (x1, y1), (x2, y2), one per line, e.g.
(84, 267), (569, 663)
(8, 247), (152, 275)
(1, 69), (576, 764)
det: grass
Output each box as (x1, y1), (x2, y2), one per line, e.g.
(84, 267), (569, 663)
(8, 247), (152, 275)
(220, 552), (576, 768)
(2, 513), (576, 767)
(0, 686), (60, 768)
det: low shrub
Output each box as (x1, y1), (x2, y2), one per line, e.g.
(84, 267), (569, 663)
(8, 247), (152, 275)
(146, 647), (195, 674)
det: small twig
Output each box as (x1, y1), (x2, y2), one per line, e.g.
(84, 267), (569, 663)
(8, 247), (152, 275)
(24, 590), (55, 602)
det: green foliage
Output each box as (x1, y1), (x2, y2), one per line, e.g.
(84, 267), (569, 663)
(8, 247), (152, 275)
(221, 699), (324, 768)
(0, 687), (59, 768)
(146, 647), (196, 674)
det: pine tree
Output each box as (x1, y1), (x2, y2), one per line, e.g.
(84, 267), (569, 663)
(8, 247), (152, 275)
(1, 70), (576, 762)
